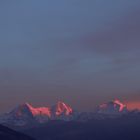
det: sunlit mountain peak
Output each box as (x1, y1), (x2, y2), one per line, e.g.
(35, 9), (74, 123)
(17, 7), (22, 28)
(55, 101), (73, 116)
(98, 99), (128, 114)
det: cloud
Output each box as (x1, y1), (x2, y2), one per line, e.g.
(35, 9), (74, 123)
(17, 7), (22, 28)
(80, 9), (140, 55)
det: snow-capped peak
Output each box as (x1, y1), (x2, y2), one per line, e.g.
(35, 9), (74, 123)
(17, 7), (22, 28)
(10, 101), (73, 119)
(11, 103), (51, 118)
(19, 102), (32, 108)
(113, 100), (126, 112)
(0, 102), (74, 126)
(98, 99), (128, 114)
(11, 103), (34, 117)
(55, 101), (73, 116)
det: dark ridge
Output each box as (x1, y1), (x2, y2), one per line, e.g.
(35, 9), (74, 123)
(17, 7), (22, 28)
(0, 124), (35, 140)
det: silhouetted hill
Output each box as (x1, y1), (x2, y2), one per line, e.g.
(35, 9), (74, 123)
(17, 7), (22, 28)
(0, 124), (35, 140)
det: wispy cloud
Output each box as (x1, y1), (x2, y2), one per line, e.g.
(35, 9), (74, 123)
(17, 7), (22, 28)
(80, 9), (140, 55)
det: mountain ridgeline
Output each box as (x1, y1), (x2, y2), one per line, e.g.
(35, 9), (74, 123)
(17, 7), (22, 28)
(0, 100), (129, 128)
(0, 100), (140, 140)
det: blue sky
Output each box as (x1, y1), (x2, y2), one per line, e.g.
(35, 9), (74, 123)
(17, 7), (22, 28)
(0, 0), (140, 112)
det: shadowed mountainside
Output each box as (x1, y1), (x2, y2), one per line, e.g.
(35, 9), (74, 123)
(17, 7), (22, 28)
(0, 124), (35, 140)
(23, 113), (140, 140)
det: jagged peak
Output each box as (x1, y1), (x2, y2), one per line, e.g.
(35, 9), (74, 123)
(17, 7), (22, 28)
(113, 99), (127, 111)
(55, 101), (73, 116)
(99, 99), (127, 113)
(19, 102), (33, 109)
(10, 102), (34, 118)
(11, 101), (73, 118)
(56, 101), (69, 107)
(13, 103), (51, 117)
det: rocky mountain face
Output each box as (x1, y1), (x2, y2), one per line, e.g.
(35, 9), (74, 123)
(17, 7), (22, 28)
(0, 101), (74, 127)
(97, 99), (128, 114)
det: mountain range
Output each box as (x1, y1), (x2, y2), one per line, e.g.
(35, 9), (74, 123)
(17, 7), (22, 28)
(0, 99), (136, 129)
(0, 99), (140, 140)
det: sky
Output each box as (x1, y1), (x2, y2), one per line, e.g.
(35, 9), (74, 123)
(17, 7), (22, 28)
(0, 0), (140, 112)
